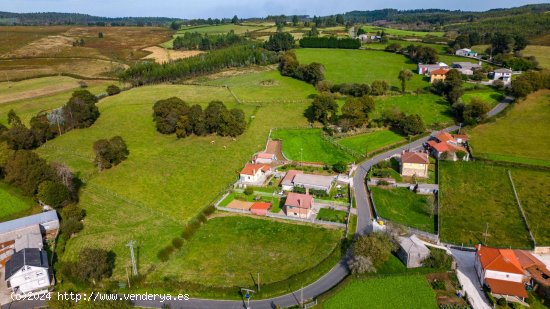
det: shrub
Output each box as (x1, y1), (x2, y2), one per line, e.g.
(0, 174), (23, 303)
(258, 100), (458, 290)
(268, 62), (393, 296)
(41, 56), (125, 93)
(61, 217), (83, 239)
(332, 161), (347, 173)
(352, 232), (396, 268)
(106, 85), (121, 96)
(172, 238), (183, 249)
(157, 245), (175, 262)
(37, 180), (71, 208)
(496, 297), (506, 306)
(423, 248), (453, 269)
(93, 136), (129, 170)
(243, 187), (254, 195)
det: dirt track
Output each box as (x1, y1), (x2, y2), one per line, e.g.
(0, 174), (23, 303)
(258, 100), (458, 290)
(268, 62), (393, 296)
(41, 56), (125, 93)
(141, 46), (203, 63)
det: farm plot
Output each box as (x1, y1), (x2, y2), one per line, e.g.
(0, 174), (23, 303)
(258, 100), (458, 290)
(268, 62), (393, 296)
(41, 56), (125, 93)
(294, 49), (430, 91)
(371, 187), (435, 233)
(337, 130), (405, 155)
(462, 86), (505, 108)
(469, 90), (550, 167)
(361, 25), (445, 37)
(439, 161), (532, 248)
(372, 93), (454, 125)
(150, 216), (342, 287)
(523, 45), (550, 69)
(37, 83), (329, 287)
(0, 79), (113, 126)
(510, 169), (550, 246)
(271, 128), (356, 164)
(200, 68), (316, 102)
(322, 275), (437, 309)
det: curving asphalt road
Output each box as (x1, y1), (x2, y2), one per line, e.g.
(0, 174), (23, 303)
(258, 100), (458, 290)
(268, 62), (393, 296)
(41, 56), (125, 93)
(2, 97), (512, 309)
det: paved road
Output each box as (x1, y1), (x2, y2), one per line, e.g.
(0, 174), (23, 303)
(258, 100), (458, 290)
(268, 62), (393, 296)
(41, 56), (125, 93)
(2, 98), (512, 309)
(451, 249), (491, 309)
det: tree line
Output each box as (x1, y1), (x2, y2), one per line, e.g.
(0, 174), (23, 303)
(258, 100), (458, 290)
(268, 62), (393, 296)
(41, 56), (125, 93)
(278, 51), (325, 85)
(120, 44), (278, 86)
(299, 37), (361, 49)
(173, 30), (246, 51)
(153, 97), (246, 138)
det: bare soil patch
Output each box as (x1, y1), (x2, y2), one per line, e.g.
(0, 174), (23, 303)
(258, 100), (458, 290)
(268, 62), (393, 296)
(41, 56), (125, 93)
(141, 46), (204, 63)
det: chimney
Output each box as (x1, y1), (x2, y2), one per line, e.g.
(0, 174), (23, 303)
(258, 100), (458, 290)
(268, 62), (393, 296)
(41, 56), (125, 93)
(305, 188), (309, 196)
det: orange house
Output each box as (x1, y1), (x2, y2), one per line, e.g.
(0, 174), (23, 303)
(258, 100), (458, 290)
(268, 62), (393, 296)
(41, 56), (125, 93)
(430, 68), (449, 83)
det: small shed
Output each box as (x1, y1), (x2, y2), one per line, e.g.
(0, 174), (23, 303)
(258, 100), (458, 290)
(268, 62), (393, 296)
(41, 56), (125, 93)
(397, 234), (431, 268)
(250, 202), (271, 216)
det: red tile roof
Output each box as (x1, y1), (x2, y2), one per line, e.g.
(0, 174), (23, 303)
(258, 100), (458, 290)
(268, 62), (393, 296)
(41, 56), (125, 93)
(476, 245), (524, 275)
(281, 170), (303, 186)
(430, 141), (451, 152)
(240, 164), (270, 176)
(285, 192), (313, 209)
(485, 278), (528, 298)
(401, 151), (429, 164)
(514, 250), (546, 269)
(251, 202), (271, 211)
(436, 132), (454, 143)
(431, 68), (450, 75)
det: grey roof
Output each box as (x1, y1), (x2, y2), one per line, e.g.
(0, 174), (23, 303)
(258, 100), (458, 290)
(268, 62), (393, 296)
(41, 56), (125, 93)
(452, 62), (481, 69)
(0, 225), (44, 252)
(398, 235), (430, 255)
(292, 173), (335, 190)
(4, 248), (48, 280)
(0, 211), (58, 235)
(417, 184), (439, 191)
(494, 68), (512, 73)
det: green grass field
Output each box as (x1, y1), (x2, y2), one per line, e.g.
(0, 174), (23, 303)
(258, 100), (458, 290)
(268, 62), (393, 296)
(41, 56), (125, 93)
(200, 69), (316, 102)
(462, 87), (505, 108)
(361, 25), (445, 38)
(469, 90), (550, 167)
(371, 187), (435, 233)
(0, 80), (112, 126)
(337, 130), (405, 155)
(365, 39), (448, 53)
(34, 82), (334, 287)
(523, 45), (550, 69)
(294, 49), (430, 91)
(317, 208), (347, 223)
(439, 161), (532, 248)
(322, 275), (437, 309)
(373, 93), (454, 125)
(150, 216), (341, 287)
(0, 181), (36, 222)
(271, 128), (356, 164)
(510, 169), (550, 246)
(162, 24), (266, 48)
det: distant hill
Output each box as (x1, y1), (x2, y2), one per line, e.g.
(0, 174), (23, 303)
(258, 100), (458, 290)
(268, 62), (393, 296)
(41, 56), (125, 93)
(0, 11), (180, 26)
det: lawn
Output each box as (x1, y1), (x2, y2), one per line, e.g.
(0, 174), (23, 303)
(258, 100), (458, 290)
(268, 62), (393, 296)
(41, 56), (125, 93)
(373, 93), (454, 125)
(462, 86), (505, 108)
(469, 90), (550, 167)
(361, 25), (445, 37)
(371, 187), (435, 233)
(0, 79), (113, 126)
(35, 83), (335, 288)
(439, 161), (532, 248)
(322, 275), (437, 309)
(337, 130), (405, 155)
(271, 128), (356, 164)
(317, 208), (348, 223)
(200, 68), (317, 102)
(150, 216), (342, 287)
(294, 49), (430, 91)
(0, 181), (36, 222)
(510, 169), (550, 246)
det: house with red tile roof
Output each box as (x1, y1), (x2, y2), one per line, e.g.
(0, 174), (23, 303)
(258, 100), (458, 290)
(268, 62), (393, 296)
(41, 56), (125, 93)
(284, 192), (313, 219)
(427, 132), (470, 161)
(474, 245), (549, 303)
(430, 68), (449, 83)
(239, 164), (271, 184)
(400, 151), (430, 178)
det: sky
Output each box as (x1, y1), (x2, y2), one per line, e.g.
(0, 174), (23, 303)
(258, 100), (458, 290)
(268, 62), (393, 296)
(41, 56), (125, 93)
(0, 0), (547, 19)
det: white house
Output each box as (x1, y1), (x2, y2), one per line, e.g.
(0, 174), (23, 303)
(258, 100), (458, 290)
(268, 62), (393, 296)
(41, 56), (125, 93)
(455, 48), (478, 58)
(239, 163), (270, 184)
(417, 62), (449, 75)
(358, 34), (368, 42)
(253, 152), (276, 164)
(492, 68), (513, 84)
(4, 248), (51, 295)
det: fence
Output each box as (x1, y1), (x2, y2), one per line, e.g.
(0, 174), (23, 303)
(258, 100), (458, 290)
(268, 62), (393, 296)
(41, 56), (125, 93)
(507, 170), (536, 248)
(320, 133), (365, 161)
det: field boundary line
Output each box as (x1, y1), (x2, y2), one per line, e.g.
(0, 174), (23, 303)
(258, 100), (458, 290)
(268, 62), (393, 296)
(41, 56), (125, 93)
(507, 170), (536, 248)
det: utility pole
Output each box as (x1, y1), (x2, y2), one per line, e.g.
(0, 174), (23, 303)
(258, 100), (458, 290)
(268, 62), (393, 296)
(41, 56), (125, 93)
(301, 284), (304, 308)
(484, 223), (489, 245)
(127, 240), (138, 276)
(257, 272), (260, 292)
